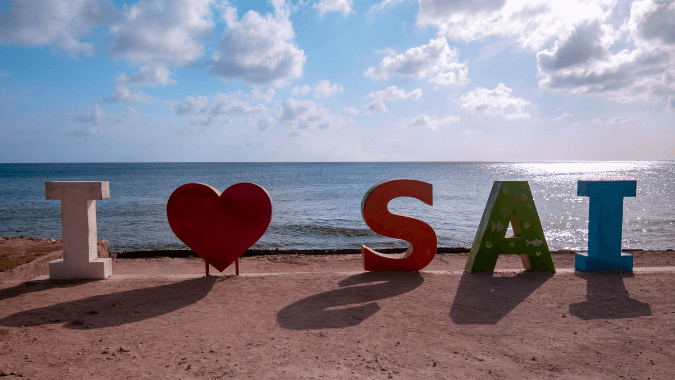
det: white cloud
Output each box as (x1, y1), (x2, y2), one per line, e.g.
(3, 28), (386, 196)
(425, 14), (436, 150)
(0, 0), (120, 56)
(314, 80), (344, 98)
(368, 86), (422, 101)
(314, 0), (355, 17)
(417, 0), (613, 51)
(607, 116), (640, 124)
(403, 114), (459, 130)
(364, 37), (469, 86)
(72, 104), (106, 125)
(169, 95), (209, 115)
(553, 112), (573, 121)
(109, 0), (214, 65)
(415, 0), (675, 111)
(368, 0), (406, 14)
(210, 1), (306, 86)
(210, 92), (267, 115)
(251, 88), (276, 103)
(116, 65), (176, 87)
(255, 115), (276, 131)
(460, 83), (532, 120)
(292, 85), (312, 96)
(293, 81), (344, 98)
(460, 129), (482, 136)
(280, 98), (346, 135)
(536, 0), (675, 108)
(375, 48), (398, 56)
(363, 98), (387, 114)
(101, 86), (154, 103)
(343, 106), (359, 115)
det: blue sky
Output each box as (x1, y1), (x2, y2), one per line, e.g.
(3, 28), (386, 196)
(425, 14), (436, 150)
(0, 0), (674, 162)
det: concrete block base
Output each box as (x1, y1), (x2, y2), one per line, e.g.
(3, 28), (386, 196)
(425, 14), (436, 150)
(575, 251), (633, 272)
(49, 258), (112, 280)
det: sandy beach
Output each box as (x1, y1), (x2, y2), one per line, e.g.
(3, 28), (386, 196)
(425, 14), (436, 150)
(1, 238), (674, 379)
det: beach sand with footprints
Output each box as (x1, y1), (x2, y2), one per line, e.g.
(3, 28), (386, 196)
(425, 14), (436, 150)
(1, 237), (674, 379)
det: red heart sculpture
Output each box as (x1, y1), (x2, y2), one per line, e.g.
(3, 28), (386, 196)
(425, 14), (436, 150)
(166, 182), (272, 272)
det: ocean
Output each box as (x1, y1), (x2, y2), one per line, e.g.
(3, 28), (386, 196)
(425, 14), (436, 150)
(0, 162), (673, 252)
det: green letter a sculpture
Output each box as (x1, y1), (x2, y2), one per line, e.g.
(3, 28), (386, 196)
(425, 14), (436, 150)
(465, 181), (555, 273)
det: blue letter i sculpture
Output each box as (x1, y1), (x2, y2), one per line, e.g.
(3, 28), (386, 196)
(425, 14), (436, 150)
(575, 181), (636, 272)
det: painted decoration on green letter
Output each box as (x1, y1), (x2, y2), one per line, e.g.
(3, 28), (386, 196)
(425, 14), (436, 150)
(464, 181), (555, 273)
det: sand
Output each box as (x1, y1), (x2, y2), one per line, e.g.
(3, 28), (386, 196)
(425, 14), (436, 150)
(1, 239), (674, 379)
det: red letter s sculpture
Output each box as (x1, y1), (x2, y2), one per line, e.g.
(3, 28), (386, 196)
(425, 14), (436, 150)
(361, 179), (437, 272)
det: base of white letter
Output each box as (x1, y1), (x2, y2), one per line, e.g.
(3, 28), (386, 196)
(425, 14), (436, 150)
(49, 258), (112, 280)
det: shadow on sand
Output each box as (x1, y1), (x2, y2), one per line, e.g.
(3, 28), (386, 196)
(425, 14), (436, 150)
(277, 271), (423, 330)
(569, 271), (652, 320)
(0, 276), (218, 329)
(450, 271), (553, 324)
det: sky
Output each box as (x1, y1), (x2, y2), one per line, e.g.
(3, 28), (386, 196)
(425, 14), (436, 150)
(0, 0), (674, 162)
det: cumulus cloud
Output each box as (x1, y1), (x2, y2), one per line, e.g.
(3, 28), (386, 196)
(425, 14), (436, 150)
(460, 83), (532, 119)
(101, 86), (154, 103)
(0, 0), (120, 56)
(314, 0), (355, 17)
(536, 0), (675, 109)
(368, 86), (422, 101)
(417, 0), (612, 51)
(280, 98), (346, 135)
(364, 38), (469, 86)
(343, 106), (359, 115)
(109, 0), (214, 65)
(251, 88), (276, 103)
(72, 104), (106, 125)
(314, 80), (343, 98)
(210, 0), (306, 86)
(363, 98), (387, 114)
(254, 115), (276, 131)
(169, 95), (209, 115)
(292, 81), (344, 98)
(210, 92), (267, 115)
(537, 21), (610, 72)
(403, 114), (459, 130)
(116, 65), (176, 87)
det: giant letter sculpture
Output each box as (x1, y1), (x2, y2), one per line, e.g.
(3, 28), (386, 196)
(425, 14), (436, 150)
(465, 181), (555, 273)
(45, 181), (112, 280)
(575, 180), (636, 272)
(361, 179), (437, 272)
(167, 183), (272, 272)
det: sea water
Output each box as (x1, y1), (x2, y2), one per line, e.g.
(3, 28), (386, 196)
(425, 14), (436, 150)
(0, 162), (672, 251)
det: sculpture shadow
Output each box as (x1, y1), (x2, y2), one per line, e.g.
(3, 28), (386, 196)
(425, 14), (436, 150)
(569, 271), (651, 320)
(450, 271), (553, 325)
(0, 276), (217, 329)
(277, 271), (424, 330)
(1, 279), (96, 302)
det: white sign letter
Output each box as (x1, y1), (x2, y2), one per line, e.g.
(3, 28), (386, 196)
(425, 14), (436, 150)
(45, 181), (111, 280)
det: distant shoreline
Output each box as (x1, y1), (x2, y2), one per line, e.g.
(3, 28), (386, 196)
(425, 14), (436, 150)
(112, 247), (626, 259)
(112, 247), (675, 259)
